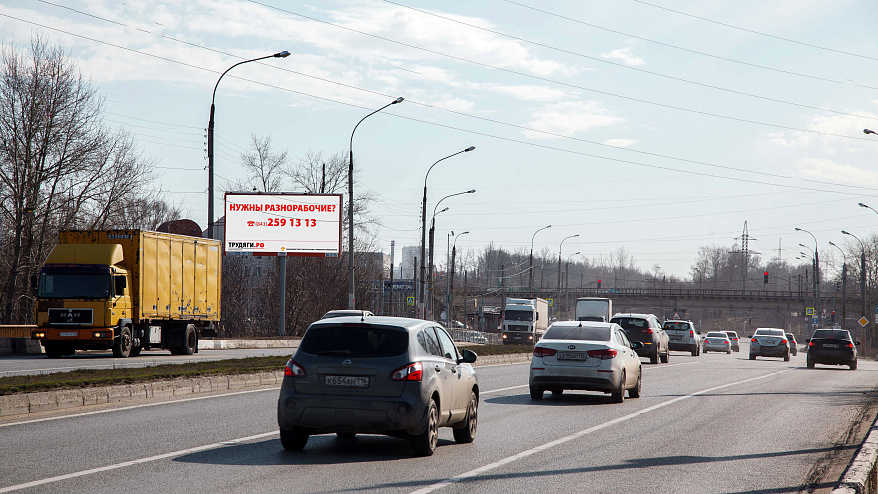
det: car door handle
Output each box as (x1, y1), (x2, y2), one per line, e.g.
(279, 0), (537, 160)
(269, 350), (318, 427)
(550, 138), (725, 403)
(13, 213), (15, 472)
(435, 365), (442, 372)
(450, 366), (457, 373)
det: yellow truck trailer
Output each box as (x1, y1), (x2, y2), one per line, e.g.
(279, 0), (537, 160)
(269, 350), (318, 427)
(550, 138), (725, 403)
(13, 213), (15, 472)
(31, 230), (221, 358)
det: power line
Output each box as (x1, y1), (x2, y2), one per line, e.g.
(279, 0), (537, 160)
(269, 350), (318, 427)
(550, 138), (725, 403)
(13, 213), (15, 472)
(5, 11), (877, 197)
(500, 0), (877, 89)
(632, 0), (878, 63)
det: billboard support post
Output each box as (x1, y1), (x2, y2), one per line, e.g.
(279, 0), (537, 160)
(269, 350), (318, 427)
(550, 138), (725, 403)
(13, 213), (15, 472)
(279, 255), (286, 337)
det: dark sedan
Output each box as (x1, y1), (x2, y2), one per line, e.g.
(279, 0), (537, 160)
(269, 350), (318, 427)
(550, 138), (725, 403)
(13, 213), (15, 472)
(806, 329), (859, 370)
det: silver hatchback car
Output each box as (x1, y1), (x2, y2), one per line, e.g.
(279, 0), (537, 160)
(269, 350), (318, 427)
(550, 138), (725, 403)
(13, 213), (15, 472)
(277, 316), (479, 456)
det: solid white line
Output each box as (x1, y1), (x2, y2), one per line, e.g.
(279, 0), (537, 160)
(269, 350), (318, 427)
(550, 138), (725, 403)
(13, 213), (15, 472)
(481, 384), (529, 395)
(0, 386), (281, 428)
(0, 431), (277, 493)
(408, 369), (790, 494)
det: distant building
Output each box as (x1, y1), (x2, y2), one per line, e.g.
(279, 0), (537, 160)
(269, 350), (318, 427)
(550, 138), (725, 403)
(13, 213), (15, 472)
(400, 245), (424, 279)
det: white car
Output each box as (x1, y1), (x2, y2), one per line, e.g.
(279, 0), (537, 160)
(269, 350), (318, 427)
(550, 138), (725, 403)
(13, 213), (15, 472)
(529, 321), (643, 403)
(749, 327), (790, 361)
(702, 332), (732, 354)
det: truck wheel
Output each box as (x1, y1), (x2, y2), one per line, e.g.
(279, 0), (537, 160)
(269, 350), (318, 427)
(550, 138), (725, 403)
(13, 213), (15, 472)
(183, 325), (197, 355)
(112, 326), (132, 358)
(129, 344), (142, 357)
(44, 343), (64, 358)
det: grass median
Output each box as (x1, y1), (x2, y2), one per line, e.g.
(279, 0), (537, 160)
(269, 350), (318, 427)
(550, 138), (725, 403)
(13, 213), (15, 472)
(0, 344), (531, 396)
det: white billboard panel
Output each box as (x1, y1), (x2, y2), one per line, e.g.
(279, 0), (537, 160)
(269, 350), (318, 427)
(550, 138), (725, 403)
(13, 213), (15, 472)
(224, 193), (342, 256)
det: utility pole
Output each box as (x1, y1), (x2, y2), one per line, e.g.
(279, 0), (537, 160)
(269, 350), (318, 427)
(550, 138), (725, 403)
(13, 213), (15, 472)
(389, 241), (395, 317)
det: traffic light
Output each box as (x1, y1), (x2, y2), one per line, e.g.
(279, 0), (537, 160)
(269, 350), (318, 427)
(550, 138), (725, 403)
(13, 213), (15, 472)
(836, 281), (841, 292)
(831, 311), (836, 323)
(763, 271), (768, 284)
(597, 279), (601, 289)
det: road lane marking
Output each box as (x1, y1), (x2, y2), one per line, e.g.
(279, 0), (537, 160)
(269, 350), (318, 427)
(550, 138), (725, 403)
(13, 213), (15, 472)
(0, 387), (281, 428)
(408, 368), (790, 494)
(0, 431), (278, 493)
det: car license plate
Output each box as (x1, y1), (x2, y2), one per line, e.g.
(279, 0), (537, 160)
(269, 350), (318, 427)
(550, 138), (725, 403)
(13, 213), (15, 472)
(670, 334), (682, 340)
(556, 352), (587, 361)
(324, 375), (370, 388)
(59, 332), (78, 337)
(823, 343), (839, 348)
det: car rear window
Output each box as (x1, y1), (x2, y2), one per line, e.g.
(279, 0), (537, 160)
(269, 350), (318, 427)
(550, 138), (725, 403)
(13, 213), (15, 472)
(725, 332), (738, 338)
(543, 325), (610, 341)
(611, 318), (649, 331)
(300, 324), (408, 358)
(706, 332), (727, 338)
(812, 330), (851, 340)
(663, 322), (690, 330)
(754, 329), (784, 337)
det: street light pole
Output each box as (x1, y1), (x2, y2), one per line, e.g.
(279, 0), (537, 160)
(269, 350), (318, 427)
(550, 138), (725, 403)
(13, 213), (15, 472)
(566, 251), (579, 320)
(796, 227), (820, 326)
(558, 234), (579, 292)
(530, 225), (552, 297)
(829, 241), (848, 326)
(207, 50), (290, 240)
(428, 189), (475, 319)
(348, 97), (404, 309)
(418, 147), (475, 319)
(843, 229), (868, 347)
(447, 231), (469, 328)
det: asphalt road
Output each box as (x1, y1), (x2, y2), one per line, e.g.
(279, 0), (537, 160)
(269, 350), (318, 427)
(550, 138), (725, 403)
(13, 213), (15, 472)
(0, 347), (297, 377)
(1, 345), (876, 494)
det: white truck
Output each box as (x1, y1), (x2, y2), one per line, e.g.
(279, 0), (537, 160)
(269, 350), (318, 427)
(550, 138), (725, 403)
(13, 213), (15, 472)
(501, 297), (548, 345)
(575, 297), (613, 322)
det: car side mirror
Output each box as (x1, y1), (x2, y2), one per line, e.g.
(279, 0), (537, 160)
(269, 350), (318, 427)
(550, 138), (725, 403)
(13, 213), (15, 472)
(856, 341), (861, 346)
(631, 341), (644, 349)
(697, 331), (702, 335)
(460, 348), (477, 364)
(805, 338), (810, 343)
(747, 335), (752, 339)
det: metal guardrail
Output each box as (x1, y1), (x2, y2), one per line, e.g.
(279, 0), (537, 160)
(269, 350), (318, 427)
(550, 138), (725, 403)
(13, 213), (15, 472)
(449, 329), (500, 345)
(0, 325), (37, 338)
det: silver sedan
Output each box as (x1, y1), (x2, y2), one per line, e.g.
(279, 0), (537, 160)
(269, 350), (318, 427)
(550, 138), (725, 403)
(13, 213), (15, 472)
(702, 332), (732, 354)
(529, 321), (643, 403)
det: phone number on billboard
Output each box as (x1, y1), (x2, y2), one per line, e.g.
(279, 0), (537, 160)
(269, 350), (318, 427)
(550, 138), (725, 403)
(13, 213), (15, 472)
(247, 218), (318, 227)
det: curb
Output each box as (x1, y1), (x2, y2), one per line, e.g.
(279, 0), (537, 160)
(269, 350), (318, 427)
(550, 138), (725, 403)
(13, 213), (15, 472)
(832, 417), (878, 494)
(0, 353), (531, 419)
(198, 339), (300, 350)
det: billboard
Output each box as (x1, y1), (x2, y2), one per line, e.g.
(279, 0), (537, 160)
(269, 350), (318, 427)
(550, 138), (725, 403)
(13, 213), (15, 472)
(224, 192), (343, 256)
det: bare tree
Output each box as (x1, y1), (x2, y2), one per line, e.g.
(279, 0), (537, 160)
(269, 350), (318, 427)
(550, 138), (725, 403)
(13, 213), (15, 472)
(226, 134), (288, 193)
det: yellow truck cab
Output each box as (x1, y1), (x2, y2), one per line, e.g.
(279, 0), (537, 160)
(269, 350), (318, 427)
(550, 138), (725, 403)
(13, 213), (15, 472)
(32, 230), (221, 358)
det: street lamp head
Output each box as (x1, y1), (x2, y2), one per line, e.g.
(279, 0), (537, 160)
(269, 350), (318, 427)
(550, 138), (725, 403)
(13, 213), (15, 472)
(392, 97), (405, 104)
(865, 129), (876, 135)
(461, 231), (470, 235)
(795, 227), (802, 232)
(859, 202), (869, 208)
(842, 230), (851, 235)
(467, 189), (476, 193)
(274, 51), (291, 58)
(464, 146), (476, 152)
(440, 207), (449, 213)
(574, 234), (580, 238)
(547, 224), (552, 228)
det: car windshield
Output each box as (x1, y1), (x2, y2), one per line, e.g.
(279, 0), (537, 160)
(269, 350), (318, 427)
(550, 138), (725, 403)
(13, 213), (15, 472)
(38, 270), (113, 299)
(505, 309), (533, 322)
(543, 325), (610, 341)
(812, 329), (850, 340)
(300, 324), (408, 358)
(663, 322), (690, 331)
(611, 318), (649, 331)
(706, 332), (727, 338)
(785, 334), (796, 340)
(755, 329), (785, 337)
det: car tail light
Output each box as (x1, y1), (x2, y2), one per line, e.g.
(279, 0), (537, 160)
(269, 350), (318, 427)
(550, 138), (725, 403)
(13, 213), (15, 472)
(751, 338), (757, 342)
(809, 341), (815, 346)
(587, 349), (618, 359)
(391, 362), (423, 381)
(284, 359), (305, 377)
(689, 330), (694, 337)
(533, 346), (557, 357)
(847, 343), (854, 349)
(641, 328), (654, 334)
(781, 339), (787, 344)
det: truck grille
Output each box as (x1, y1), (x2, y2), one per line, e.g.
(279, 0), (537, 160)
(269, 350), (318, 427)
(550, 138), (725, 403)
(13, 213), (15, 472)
(48, 308), (93, 325)
(507, 325), (530, 332)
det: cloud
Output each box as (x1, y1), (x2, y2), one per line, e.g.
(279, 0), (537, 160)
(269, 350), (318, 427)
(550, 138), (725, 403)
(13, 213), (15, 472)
(604, 139), (636, 148)
(795, 158), (878, 184)
(600, 47), (644, 66)
(523, 101), (625, 139)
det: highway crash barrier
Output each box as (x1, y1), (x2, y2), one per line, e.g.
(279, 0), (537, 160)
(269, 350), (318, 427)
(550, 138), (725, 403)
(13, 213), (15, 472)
(0, 326), (41, 355)
(833, 420), (878, 494)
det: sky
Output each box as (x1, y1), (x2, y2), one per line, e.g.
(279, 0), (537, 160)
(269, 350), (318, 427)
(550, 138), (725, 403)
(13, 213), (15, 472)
(3, 0), (878, 279)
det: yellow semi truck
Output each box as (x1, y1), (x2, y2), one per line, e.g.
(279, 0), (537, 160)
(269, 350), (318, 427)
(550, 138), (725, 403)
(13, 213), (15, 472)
(31, 230), (221, 358)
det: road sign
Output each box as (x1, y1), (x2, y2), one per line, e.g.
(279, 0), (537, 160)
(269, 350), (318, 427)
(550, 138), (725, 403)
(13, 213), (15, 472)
(859, 316), (869, 327)
(547, 298), (554, 307)
(406, 296), (415, 306)
(874, 304), (878, 314)
(805, 307), (815, 316)
(812, 317), (818, 326)
(673, 312), (680, 319)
